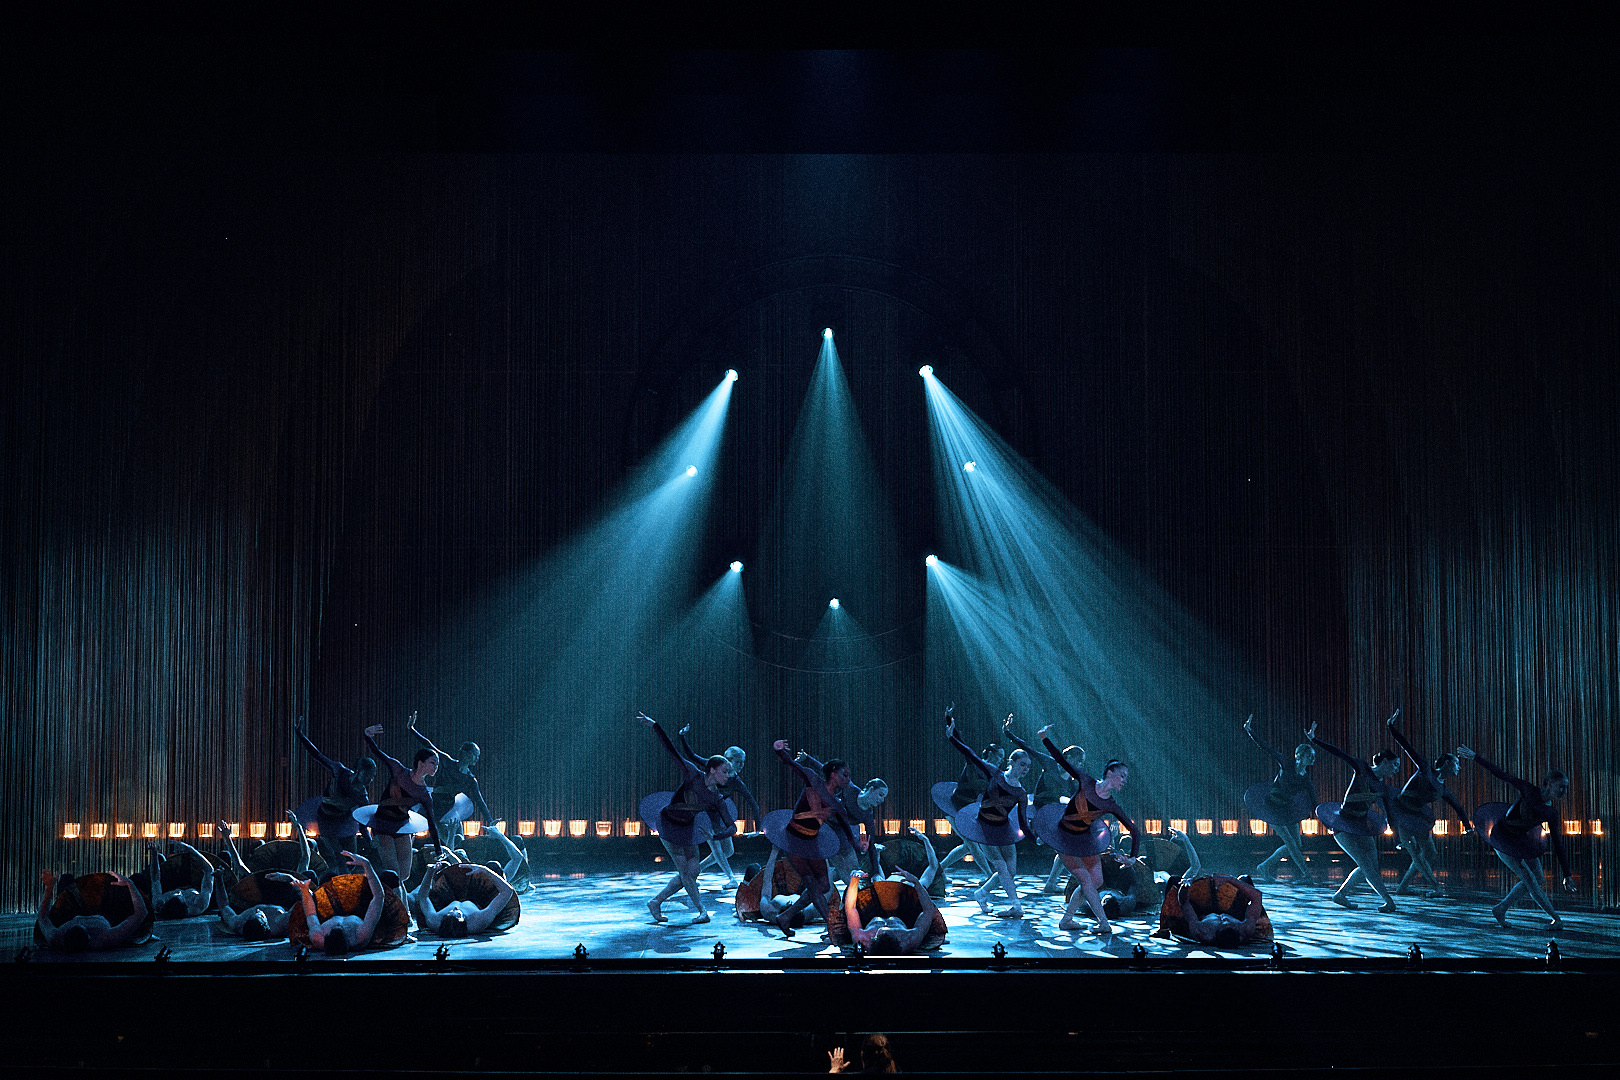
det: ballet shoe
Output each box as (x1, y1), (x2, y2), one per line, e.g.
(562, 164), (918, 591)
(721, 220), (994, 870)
(1490, 902), (1508, 928)
(1058, 917), (1083, 932)
(691, 911), (711, 924)
(1330, 894), (1358, 911)
(1545, 917), (1562, 932)
(1378, 901), (1398, 914)
(995, 905), (1024, 919)
(647, 899), (666, 924)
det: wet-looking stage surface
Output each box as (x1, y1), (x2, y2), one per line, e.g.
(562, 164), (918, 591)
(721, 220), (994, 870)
(6, 860), (1619, 1077)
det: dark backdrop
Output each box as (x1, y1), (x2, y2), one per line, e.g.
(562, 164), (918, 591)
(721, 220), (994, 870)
(3, 39), (1617, 912)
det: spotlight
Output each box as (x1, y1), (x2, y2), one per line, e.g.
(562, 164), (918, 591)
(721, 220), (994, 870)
(684, 465), (697, 477)
(730, 561), (743, 573)
(918, 365), (933, 377)
(963, 461), (976, 473)
(829, 598), (840, 609)
(925, 554), (938, 567)
(725, 369), (738, 382)
(823, 328), (833, 339)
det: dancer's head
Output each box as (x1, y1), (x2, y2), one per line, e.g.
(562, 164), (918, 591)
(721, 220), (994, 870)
(241, 909), (271, 941)
(1005, 749), (1032, 781)
(823, 758), (851, 790)
(323, 927), (350, 955)
(1099, 760), (1129, 794)
(412, 748), (439, 779)
(1294, 743), (1316, 774)
(723, 746), (746, 775)
(437, 908), (470, 937)
(705, 755), (732, 785)
(980, 743), (1005, 770)
(1371, 750), (1400, 779)
(458, 742), (480, 768)
(859, 778), (889, 809)
(1542, 769), (1569, 801)
(1436, 752), (1460, 777)
(353, 756), (377, 786)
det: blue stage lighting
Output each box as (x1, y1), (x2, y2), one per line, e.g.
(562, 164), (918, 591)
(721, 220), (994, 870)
(823, 328), (833, 339)
(725, 369), (738, 382)
(685, 465), (698, 477)
(730, 561), (743, 573)
(828, 597), (840, 609)
(919, 365), (933, 378)
(925, 554), (938, 567)
(963, 461), (976, 473)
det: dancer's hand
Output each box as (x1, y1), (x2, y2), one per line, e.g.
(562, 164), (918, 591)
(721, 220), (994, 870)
(1002, 713), (1015, 732)
(944, 701), (954, 718)
(364, 724), (383, 737)
(1305, 721), (1318, 741)
(1454, 744), (1476, 760)
(1385, 708), (1400, 728)
(773, 739), (788, 752)
(264, 872), (296, 884)
(1036, 723), (1054, 739)
(1562, 876), (1577, 894)
(679, 724), (691, 736)
(217, 820), (232, 838)
(794, 751), (811, 766)
(1243, 714), (1253, 733)
(636, 712), (655, 727)
(945, 718), (956, 739)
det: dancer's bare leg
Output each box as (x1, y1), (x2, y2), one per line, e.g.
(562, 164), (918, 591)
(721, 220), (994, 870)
(1059, 855), (1110, 934)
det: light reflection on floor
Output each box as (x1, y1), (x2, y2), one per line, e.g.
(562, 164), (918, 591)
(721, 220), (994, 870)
(9, 871), (1619, 964)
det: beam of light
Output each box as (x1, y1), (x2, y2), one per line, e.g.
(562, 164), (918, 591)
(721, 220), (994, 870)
(427, 371), (737, 782)
(922, 374), (1251, 820)
(634, 565), (756, 744)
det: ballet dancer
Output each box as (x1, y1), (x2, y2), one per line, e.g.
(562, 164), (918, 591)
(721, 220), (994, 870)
(1384, 711), (1471, 896)
(1455, 744), (1576, 930)
(1309, 719), (1400, 913)
(637, 712), (731, 924)
(1242, 714), (1319, 884)
(944, 708), (1032, 919)
(1030, 724), (1143, 935)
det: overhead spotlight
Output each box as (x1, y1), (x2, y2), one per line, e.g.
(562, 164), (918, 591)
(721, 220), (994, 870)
(823, 328), (833, 339)
(829, 598), (840, 609)
(925, 554), (938, 567)
(730, 561), (743, 573)
(685, 465), (697, 477)
(918, 365), (933, 377)
(962, 461), (976, 473)
(725, 369), (738, 382)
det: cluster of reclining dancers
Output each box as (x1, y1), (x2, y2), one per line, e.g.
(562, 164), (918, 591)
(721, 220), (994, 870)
(36, 702), (1580, 956)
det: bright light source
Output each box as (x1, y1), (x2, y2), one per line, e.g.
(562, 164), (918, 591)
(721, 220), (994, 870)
(684, 465), (697, 477)
(730, 560), (743, 573)
(925, 554), (938, 567)
(823, 328), (833, 339)
(918, 365), (933, 377)
(829, 598), (841, 609)
(725, 368), (738, 382)
(963, 461), (976, 473)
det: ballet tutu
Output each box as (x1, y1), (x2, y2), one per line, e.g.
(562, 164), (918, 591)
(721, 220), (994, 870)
(639, 791), (714, 849)
(1473, 802), (1547, 861)
(294, 795), (324, 832)
(950, 798), (1026, 847)
(931, 780), (974, 817)
(1031, 802), (1113, 856)
(353, 804), (429, 836)
(438, 793), (477, 824)
(1243, 781), (1316, 827)
(1389, 796), (1437, 837)
(1315, 801), (1385, 837)
(761, 807), (841, 860)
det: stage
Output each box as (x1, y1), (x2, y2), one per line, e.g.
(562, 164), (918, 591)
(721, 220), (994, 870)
(7, 864), (1620, 1076)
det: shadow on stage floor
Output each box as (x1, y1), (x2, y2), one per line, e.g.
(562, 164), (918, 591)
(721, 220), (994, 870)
(5, 867), (1619, 1075)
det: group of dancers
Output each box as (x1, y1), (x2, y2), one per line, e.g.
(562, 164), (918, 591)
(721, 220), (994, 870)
(36, 703), (1581, 955)
(1243, 708), (1576, 930)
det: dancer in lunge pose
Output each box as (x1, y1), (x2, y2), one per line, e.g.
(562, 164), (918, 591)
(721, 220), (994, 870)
(637, 712), (731, 924)
(1455, 744), (1576, 930)
(1242, 715), (1319, 884)
(410, 714), (493, 848)
(1384, 712), (1471, 896)
(1030, 724), (1143, 935)
(763, 738), (862, 936)
(944, 708), (1032, 919)
(796, 746), (888, 885)
(678, 724), (762, 886)
(1309, 719), (1400, 913)
(294, 719), (376, 868)
(930, 727), (1004, 888)
(359, 723), (443, 897)
(1003, 717), (1084, 894)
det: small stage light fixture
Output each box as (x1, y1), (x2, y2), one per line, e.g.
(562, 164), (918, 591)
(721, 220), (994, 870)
(730, 561), (743, 572)
(725, 368), (738, 382)
(823, 327), (833, 339)
(829, 597), (840, 609)
(925, 554), (938, 567)
(684, 465), (697, 477)
(963, 461), (976, 473)
(918, 364), (933, 377)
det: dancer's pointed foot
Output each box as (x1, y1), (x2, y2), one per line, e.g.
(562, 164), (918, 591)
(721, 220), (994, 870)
(1491, 902), (1508, 928)
(691, 911), (711, 924)
(1094, 920), (1114, 936)
(1058, 917), (1083, 932)
(1330, 894), (1358, 910)
(1545, 917), (1563, 932)
(648, 899), (666, 924)
(1378, 900), (1398, 914)
(774, 911), (795, 938)
(995, 905), (1024, 919)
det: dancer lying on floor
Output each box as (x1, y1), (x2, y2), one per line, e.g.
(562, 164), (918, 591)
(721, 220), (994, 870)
(1385, 712), (1471, 896)
(944, 706), (1032, 919)
(841, 865), (946, 955)
(36, 869), (151, 952)
(1242, 714), (1319, 884)
(1309, 719), (1401, 913)
(413, 856), (517, 937)
(145, 837), (216, 918)
(637, 712), (732, 924)
(288, 851), (386, 954)
(1455, 744), (1576, 931)
(679, 723), (763, 887)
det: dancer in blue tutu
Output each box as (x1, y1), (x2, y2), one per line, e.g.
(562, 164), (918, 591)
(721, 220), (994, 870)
(1242, 715), (1319, 884)
(944, 707), (1032, 919)
(763, 738), (862, 936)
(1384, 711), (1471, 896)
(636, 712), (732, 924)
(1309, 718), (1401, 913)
(1455, 744), (1575, 930)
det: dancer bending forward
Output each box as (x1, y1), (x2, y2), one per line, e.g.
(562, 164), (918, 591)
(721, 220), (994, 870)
(1456, 744), (1575, 931)
(944, 709), (1032, 919)
(637, 713), (731, 924)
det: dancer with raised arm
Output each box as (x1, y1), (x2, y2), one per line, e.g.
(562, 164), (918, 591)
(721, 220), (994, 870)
(930, 729), (1005, 889)
(944, 708), (1032, 919)
(1242, 714), (1319, 884)
(679, 723), (762, 886)
(1385, 712), (1472, 896)
(796, 746), (888, 885)
(1309, 718), (1401, 913)
(36, 870), (150, 952)
(1003, 716), (1084, 894)
(146, 838), (216, 918)
(294, 719), (376, 868)
(289, 852), (385, 955)
(637, 712), (732, 924)
(763, 737), (862, 936)
(413, 858), (517, 937)
(1455, 744), (1576, 930)
(410, 714), (493, 848)
(359, 722), (442, 897)
(1030, 723), (1144, 935)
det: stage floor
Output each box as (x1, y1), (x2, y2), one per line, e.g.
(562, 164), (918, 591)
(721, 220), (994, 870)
(11, 868), (1620, 965)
